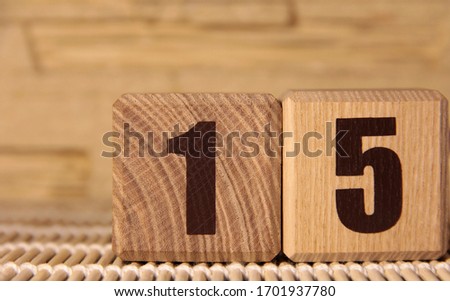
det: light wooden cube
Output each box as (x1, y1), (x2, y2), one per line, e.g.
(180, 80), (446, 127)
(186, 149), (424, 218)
(113, 93), (281, 262)
(283, 89), (448, 262)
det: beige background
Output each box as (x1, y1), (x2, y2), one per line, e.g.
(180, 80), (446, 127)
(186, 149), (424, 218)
(0, 0), (449, 210)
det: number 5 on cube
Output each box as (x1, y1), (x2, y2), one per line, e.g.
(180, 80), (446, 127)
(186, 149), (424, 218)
(283, 89), (448, 262)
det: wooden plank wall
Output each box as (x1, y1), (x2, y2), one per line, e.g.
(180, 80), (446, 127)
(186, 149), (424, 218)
(0, 0), (449, 207)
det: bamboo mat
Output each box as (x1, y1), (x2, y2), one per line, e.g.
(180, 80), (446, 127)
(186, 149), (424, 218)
(0, 207), (449, 281)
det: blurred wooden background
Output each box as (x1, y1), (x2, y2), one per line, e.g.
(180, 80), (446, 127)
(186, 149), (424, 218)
(0, 0), (449, 208)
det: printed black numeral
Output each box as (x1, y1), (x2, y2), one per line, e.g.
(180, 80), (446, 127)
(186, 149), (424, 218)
(336, 117), (402, 233)
(168, 121), (216, 235)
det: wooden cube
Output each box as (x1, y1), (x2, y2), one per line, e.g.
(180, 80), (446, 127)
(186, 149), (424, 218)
(283, 89), (448, 262)
(113, 93), (281, 262)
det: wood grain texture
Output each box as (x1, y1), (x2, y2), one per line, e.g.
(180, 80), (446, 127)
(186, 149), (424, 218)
(0, 0), (291, 26)
(0, 148), (89, 203)
(283, 89), (448, 262)
(29, 20), (448, 73)
(113, 93), (281, 262)
(0, 25), (33, 75)
(1, 0), (450, 213)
